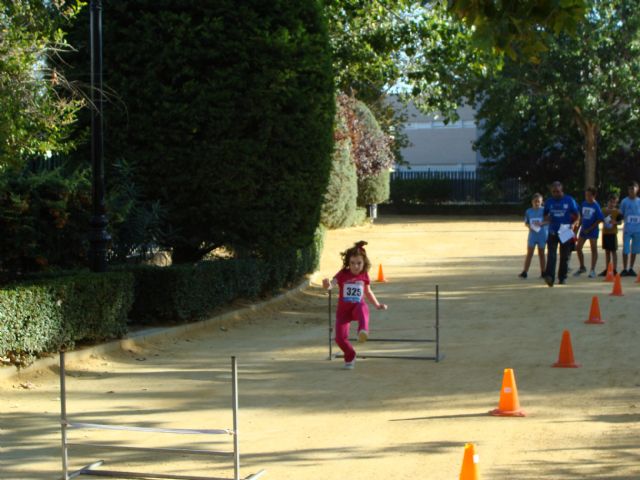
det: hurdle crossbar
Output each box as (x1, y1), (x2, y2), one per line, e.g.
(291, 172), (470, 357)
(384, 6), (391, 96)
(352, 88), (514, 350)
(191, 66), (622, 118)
(327, 285), (443, 362)
(59, 352), (266, 480)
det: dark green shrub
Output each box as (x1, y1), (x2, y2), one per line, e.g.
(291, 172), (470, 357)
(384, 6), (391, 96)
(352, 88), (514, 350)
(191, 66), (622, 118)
(358, 169), (391, 206)
(320, 105), (359, 229)
(0, 166), (92, 280)
(128, 228), (325, 323)
(0, 272), (134, 365)
(390, 178), (452, 204)
(65, 0), (334, 263)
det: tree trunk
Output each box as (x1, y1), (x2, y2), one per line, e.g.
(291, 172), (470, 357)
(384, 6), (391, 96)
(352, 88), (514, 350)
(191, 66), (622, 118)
(583, 122), (598, 189)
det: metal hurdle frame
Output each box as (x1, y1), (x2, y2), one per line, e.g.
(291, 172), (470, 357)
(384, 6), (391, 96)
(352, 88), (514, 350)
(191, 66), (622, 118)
(327, 285), (443, 362)
(59, 352), (266, 480)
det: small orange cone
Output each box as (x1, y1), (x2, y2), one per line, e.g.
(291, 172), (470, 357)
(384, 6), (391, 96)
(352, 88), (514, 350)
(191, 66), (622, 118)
(604, 262), (614, 282)
(489, 368), (526, 417)
(584, 296), (605, 324)
(610, 273), (624, 296)
(635, 270), (640, 284)
(552, 330), (581, 368)
(376, 264), (387, 282)
(459, 443), (480, 480)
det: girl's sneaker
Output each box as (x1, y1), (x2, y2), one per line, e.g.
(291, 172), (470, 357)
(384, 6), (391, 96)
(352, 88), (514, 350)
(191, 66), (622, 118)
(358, 330), (369, 343)
(344, 358), (356, 369)
(588, 270), (596, 278)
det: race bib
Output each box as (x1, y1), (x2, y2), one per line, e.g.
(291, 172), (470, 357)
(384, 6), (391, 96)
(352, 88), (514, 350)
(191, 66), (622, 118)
(582, 207), (594, 219)
(343, 282), (364, 303)
(627, 215), (640, 224)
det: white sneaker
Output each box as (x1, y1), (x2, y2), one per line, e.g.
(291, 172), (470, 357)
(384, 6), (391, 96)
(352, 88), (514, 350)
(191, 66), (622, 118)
(358, 330), (369, 343)
(344, 358), (356, 369)
(588, 270), (596, 278)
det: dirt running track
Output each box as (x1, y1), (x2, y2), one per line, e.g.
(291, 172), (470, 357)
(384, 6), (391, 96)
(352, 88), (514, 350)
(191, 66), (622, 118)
(1, 216), (639, 479)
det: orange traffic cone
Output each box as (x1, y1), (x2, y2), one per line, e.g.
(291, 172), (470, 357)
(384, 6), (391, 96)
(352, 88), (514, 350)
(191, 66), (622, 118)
(610, 273), (624, 296)
(376, 264), (387, 282)
(552, 330), (581, 368)
(459, 443), (480, 480)
(584, 296), (605, 324)
(635, 270), (640, 284)
(604, 262), (614, 282)
(489, 368), (526, 417)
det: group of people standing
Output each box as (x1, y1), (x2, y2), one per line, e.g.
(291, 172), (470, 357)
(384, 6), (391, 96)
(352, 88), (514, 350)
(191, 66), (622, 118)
(520, 180), (640, 287)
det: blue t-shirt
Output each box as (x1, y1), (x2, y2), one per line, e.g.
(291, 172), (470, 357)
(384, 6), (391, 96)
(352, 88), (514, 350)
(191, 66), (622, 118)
(544, 194), (579, 234)
(525, 207), (548, 234)
(580, 200), (604, 233)
(620, 196), (640, 233)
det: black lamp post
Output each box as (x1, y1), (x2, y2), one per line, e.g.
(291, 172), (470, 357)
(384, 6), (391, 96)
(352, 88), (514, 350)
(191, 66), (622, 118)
(88, 0), (110, 272)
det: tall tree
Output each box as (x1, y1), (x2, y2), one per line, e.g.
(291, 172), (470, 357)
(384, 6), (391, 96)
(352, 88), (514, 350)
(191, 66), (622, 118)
(0, 1), (82, 169)
(474, 0), (640, 190)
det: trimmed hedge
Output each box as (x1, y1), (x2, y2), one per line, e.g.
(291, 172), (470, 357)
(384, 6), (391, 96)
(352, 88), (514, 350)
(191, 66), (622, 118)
(358, 169), (391, 206)
(320, 110), (359, 229)
(129, 227), (325, 323)
(66, 0), (335, 262)
(390, 177), (453, 205)
(0, 272), (134, 365)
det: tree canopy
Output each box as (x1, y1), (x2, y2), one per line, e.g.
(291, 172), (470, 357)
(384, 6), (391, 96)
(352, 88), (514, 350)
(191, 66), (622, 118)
(0, 0), (83, 169)
(473, 0), (640, 191)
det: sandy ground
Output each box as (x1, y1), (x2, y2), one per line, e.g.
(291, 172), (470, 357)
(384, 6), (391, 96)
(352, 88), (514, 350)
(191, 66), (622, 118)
(1, 216), (640, 480)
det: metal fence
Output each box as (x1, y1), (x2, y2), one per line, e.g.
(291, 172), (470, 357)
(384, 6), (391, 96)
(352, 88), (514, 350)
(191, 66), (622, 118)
(391, 170), (523, 203)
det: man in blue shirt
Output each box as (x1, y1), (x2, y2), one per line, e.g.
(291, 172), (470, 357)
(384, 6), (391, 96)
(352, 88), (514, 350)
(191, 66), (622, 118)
(543, 181), (580, 286)
(620, 180), (640, 277)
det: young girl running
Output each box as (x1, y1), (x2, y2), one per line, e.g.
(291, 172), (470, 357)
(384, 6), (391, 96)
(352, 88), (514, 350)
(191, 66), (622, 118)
(322, 241), (387, 369)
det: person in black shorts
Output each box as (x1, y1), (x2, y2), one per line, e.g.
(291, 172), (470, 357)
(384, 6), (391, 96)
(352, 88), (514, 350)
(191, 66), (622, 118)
(599, 194), (623, 275)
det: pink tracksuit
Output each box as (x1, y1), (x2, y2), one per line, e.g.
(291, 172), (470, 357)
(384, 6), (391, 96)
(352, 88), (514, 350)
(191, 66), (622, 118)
(333, 269), (370, 362)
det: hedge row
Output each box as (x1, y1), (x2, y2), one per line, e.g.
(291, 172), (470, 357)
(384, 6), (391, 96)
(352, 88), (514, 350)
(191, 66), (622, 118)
(0, 272), (134, 365)
(130, 227), (324, 323)
(1, 229), (324, 364)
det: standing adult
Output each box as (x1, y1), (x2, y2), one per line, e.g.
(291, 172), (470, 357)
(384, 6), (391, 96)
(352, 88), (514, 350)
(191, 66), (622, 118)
(543, 181), (580, 286)
(620, 180), (640, 277)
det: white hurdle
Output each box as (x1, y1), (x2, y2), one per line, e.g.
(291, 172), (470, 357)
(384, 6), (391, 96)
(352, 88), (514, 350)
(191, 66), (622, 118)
(327, 285), (443, 362)
(59, 352), (266, 480)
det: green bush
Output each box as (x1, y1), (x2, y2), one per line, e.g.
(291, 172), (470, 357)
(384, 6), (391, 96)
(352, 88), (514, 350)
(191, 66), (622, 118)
(0, 272), (134, 365)
(0, 167), (91, 279)
(320, 104), (359, 229)
(390, 178), (452, 205)
(65, 0), (334, 263)
(358, 169), (391, 206)
(129, 228), (325, 323)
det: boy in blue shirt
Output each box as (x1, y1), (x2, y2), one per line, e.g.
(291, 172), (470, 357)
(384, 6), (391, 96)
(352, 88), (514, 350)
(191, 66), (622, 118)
(519, 193), (548, 278)
(574, 187), (604, 278)
(620, 180), (640, 277)
(543, 181), (580, 286)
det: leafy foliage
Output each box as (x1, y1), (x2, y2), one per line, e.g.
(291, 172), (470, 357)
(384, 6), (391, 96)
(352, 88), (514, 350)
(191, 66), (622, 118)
(447, 0), (588, 61)
(320, 101), (359, 229)
(473, 0), (640, 191)
(390, 177), (452, 204)
(65, 0), (334, 263)
(0, 166), (91, 280)
(106, 159), (167, 263)
(0, 0), (83, 168)
(128, 227), (325, 323)
(0, 271), (134, 365)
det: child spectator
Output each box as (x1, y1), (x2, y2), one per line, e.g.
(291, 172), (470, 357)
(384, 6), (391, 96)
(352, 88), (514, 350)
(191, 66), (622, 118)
(620, 181), (640, 277)
(574, 187), (604, 278)
(519, 193), (547, 279)
(599, 194), (622, 276)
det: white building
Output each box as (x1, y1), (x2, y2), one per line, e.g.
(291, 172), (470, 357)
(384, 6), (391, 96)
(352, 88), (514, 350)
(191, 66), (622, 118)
(395, 101), (484, 172)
